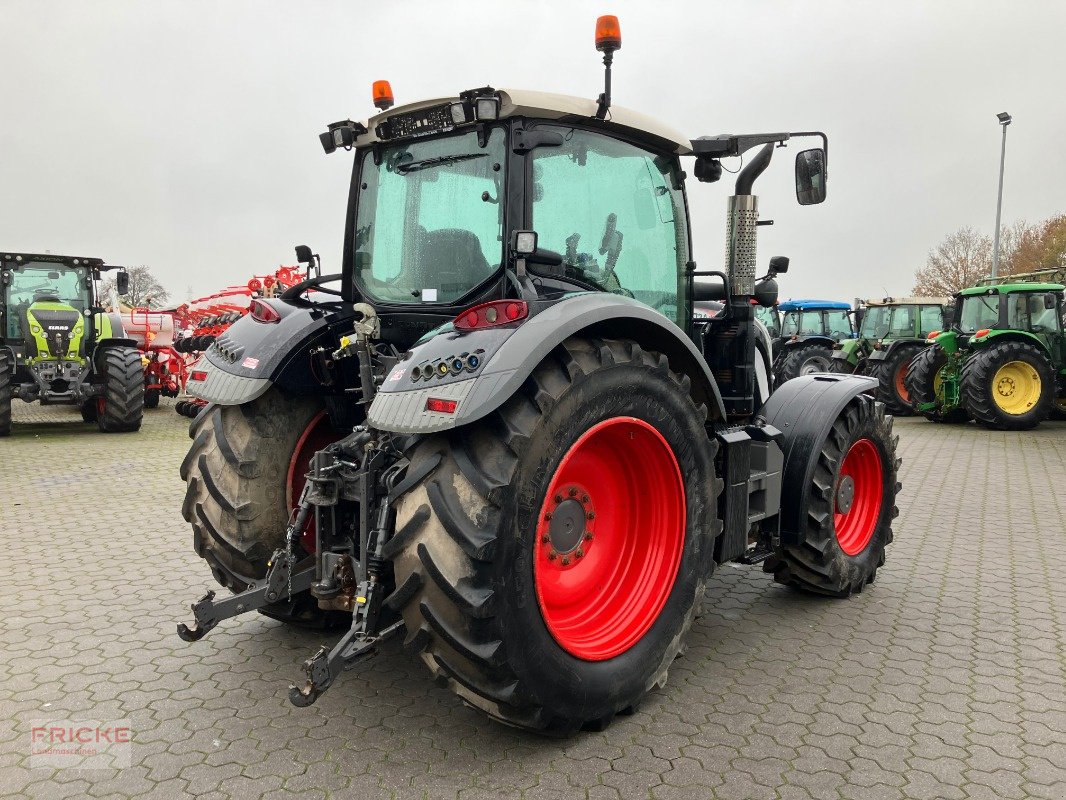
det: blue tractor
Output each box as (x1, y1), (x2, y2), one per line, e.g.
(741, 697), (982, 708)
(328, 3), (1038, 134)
(773, 299), (856, 385)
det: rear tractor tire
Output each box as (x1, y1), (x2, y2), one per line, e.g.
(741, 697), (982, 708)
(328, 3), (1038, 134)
(764, 396), (899, 596)
(180, 387), (346, 627)
(0, 349), (12, 437)
(870, 345), (920, 416)
(960, 340), (1054, 431)
(97, 347), (145, 433)
(776, 343), (834, 386)
(387, 337), (720, 733)
(905, 345), (969, 423)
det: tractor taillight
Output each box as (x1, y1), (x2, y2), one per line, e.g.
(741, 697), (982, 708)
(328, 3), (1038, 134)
(974, 328), (990, 338)
(249, 299), (281, 324)
(453, 300), (528, 332)
(927, 330), (941, 339)
(426, 397), (458, 414)
(190, 370), (208, 382)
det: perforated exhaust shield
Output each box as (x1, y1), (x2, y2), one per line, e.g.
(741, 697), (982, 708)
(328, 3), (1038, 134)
(725, 195), (758, 296)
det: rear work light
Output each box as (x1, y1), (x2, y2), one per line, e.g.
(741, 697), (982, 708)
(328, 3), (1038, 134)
(249, 299), (281, 324)
(426, 397), (458, 414)
(190, 370), (208, 382)
(454, 300), (528, 332)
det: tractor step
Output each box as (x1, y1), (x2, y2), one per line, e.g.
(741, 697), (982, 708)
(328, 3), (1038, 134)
(736, 545), (774, 565)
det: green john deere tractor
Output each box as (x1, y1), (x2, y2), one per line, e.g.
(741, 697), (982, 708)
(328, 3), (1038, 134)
(830, 296), (951, 415)
(0, 253), (145, 435)
(906, 282), (1066, 429)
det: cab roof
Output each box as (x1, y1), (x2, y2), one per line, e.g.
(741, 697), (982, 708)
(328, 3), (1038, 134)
(778, 299), (852, 312)
(864, 296), (951, 306)
(0, 252), (106, 269)
(356, 88), (693, 155)
(958, 283), (1064, 296)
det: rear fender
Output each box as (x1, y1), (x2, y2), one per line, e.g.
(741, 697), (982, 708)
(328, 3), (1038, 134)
(783, 335), (837, 351)
(186, 300), (350, 405)
(971, 329), (1051, 356)
(757, 373), (878, 547)
(368, 294), (726, 435)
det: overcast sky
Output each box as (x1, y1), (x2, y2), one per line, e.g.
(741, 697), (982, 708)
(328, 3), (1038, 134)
(2, 1), (1063, 303)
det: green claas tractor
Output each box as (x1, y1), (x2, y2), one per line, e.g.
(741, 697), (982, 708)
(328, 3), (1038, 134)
(177, 17), (901, 734)
(0, 252), (144, 435)
(830, 297), (951, 415)
(907, 282), (1066, 429)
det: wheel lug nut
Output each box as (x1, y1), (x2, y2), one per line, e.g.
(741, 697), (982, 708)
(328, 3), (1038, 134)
(561, 556), (571, 566)
(541, 534), (550, 543)
(548, 550), (557, 560)
(575, 549), (584, 558)
(544, 513), (552, 521)
(568, 488), (578, 497)
(581, 494), (590, 504)
(586, 512), (596, 520)
(554, 495), (563, 504)
(584, 532), (593, 541)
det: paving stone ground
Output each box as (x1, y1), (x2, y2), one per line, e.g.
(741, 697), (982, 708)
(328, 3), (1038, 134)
(1, 399), (1064, 800)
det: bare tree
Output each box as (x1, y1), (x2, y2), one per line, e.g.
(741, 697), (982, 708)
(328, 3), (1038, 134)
(912, 227), (992, 295)
(1006, 214), (1066, 274)
(102, 265), (170, 309)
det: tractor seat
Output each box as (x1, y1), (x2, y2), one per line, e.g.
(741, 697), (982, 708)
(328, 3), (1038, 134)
(417, 228), (493, 297)
(33, 291), (62, 303)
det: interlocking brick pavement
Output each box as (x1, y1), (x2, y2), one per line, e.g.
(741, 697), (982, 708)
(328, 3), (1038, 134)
(1, 400), (1064, 799)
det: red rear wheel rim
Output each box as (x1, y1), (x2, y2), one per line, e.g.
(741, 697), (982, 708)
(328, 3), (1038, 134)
(286, 411), (336, 553)
(895, 363), (910, 403)
(534, 417), (685, 661)
(833, 438), (884, 556)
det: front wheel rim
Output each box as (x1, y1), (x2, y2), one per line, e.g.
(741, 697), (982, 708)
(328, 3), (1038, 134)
(534, 417), (686, 661)
(992, 360), (1041, 415)
(833, 438), (884, 556)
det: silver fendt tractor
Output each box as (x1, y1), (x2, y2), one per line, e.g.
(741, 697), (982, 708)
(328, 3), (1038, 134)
(178, 17), (900, 733)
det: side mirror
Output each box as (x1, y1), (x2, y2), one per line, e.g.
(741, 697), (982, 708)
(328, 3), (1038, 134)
(768, 255), (789, 275)
(1045, 293), (1058, 310)
(116, 271), (130, 296)
(693, 277), (727, 302)
(795, 148), (827, 205)
(295, 245), (314, 265)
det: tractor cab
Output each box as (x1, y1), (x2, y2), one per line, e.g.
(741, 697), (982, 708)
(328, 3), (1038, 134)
(0, 253), (141, 432)
(772, 299), (854, 384)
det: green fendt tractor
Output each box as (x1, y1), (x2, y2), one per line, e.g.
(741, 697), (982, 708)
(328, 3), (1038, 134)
(176, 17), (901, 734)
(0, 253), (144, 435)
(906, 281), (1066, 429)
(830, 297), (951, 415)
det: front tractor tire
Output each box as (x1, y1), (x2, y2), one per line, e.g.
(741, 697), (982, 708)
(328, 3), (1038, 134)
(870, 345), (920, 416)
(0, 348), (12, 436)
(905, 345), (969, 423)
(775, 343), (834, 386)
(97, 347), (145, 432)
(764, 396), (899, 596)
(960, 339), (1055, 430)
(829, 357), (855, 375)
(387, 337), (720, 733)
(180, 388), (344, 626)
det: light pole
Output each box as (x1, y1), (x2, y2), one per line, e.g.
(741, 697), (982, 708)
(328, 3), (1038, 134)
(991, 111), (1012, 278)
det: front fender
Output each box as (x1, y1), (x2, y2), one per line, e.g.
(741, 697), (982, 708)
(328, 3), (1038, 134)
(368, 294), (725, 434)
(833, 338), (861, 364)
(757, 373), (877, 547)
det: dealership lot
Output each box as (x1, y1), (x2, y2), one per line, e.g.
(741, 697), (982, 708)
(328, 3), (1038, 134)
(1, 401), (1064, 800)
